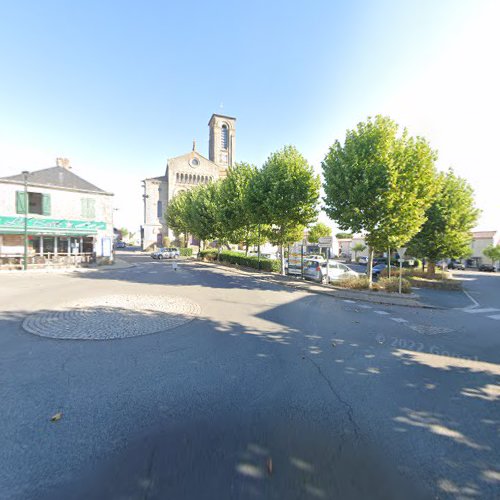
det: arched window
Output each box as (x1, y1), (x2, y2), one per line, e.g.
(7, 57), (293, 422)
(176, 173), (179, 181)
(189, 174), (192, 183)
(221, 124), (228, 150)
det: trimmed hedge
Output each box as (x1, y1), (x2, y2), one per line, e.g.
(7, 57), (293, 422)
(179, 247), (193, 257)
(199, 250), (280, 272)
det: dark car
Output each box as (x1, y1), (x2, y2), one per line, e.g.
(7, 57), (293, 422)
(368, 263), (398, 278)
(115, 241), (127, 249)
(448, 261), (465, 270)
(479, 263), (497, 272)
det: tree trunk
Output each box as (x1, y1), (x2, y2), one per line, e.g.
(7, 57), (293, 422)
(367, 247), (374, 287)
(387, 248), (391, 278)
(428, 260), (436, 276)
(280, 244), (285, 275)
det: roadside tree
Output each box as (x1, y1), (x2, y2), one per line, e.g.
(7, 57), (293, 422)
(408, 170), (480, 275)
(218, 162), (261, 254)
(308, 222), (331, 243)
(322, 115), (439, 284)
(248, 145), (320, 274)
(351, 243), (366, 262)
(165, 190), (191, 247)
(483, 244), (500, 267)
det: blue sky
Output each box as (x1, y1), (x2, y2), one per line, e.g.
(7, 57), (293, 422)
(1, 0), (498, 232)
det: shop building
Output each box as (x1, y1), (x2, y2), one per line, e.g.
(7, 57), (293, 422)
(0, 159), (114, 269)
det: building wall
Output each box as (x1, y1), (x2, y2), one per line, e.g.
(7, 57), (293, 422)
(142, 152), (226, 249)
(0, 180), (114, 257)
(470, 232), (499, 263)
(0, 181), (113, 223)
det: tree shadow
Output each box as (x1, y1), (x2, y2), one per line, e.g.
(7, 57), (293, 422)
(1, 289), (499, 499)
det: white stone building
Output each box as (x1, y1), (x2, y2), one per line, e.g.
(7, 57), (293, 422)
(469, 230), (499, 266)
(142, 113), (236, 249)
(0, 159), (114, 268)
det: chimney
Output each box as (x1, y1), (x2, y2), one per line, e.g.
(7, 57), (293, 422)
(56, 157), (71, 170)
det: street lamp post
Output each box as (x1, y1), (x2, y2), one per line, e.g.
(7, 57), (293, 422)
(22, 171), (29, 271)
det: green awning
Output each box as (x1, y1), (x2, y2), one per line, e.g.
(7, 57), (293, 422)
(0, 216), (107, 236)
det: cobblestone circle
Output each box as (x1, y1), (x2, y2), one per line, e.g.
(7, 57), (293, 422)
(22, 295), (201, 340)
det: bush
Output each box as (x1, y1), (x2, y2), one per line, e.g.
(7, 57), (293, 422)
(179, 247), (193, 257)
(336, 276), (374, 290)
(377, 276), (412, 293)
(199, 250), (280, 272)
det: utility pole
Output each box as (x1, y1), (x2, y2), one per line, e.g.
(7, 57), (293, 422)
(22, 171), (29, 271)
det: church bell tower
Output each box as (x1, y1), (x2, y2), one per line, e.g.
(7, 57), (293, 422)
(208, 113), (236, 168)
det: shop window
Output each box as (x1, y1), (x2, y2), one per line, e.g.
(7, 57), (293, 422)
(16, 191), (51, 215)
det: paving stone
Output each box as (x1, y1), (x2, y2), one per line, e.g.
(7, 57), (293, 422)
(22, 295), (200, 340)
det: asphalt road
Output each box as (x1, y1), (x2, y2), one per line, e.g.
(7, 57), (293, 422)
(0, 253), (499, 499)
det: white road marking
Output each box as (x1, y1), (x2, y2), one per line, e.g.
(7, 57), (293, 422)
(487, 314), (500, 320)
(462, 288), (480, 308)
(374, 310), (390, 315)
(357, 304), (372, 309)
(463, 308), (500, 314)
(343, 300), (356, 303)
(390, 317), (408, 323)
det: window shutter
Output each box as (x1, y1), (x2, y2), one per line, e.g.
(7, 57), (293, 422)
(16, 191), (27, 214)
(81, 198), (87, 217)
(87, 199), (95, 218)
(42, 194), (51, 215)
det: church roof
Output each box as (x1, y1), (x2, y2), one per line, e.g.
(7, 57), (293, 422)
(1, 166), (109, 194)
(208, 113), (236, 124)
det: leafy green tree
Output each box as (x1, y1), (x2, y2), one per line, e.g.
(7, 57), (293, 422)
(483, 244), (500, 266)
(322, 116), (439, 284)
(218, 162), (262, 253)
(248, 145), (320, 274)
(351, 242), (366, 262)
(119, 227), (129, 240)
(335, 232), (353, 239)
(185, 183), (227, 254)
(165, 191), (191, 247)
(308, 222), (331, 243)
(408, 170), (480, 275)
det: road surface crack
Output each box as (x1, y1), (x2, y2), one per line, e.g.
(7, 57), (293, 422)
(306, 356), (360, 441)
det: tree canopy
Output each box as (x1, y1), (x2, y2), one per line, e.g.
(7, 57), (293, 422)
(308, 222), (331, 243)
(408, 169), (480, 272)
(322, 115), (439, 282)
(248, 145), (320, 273)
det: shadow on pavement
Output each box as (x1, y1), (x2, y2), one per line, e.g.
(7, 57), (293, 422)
(0, 288), (498, 499)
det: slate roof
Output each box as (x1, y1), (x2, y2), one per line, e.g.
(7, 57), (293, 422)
(1, 166), (108, 193)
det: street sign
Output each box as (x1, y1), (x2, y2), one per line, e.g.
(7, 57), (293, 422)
(397, 247), (407, 258)
(318, 236), (333, 245)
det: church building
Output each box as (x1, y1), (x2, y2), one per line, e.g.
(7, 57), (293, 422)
(141, 113), (236, 249)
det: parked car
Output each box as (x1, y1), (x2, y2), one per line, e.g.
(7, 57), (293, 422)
(358, 256), (369, 265)
(307, 254), (326, 261)
(369, 263), (398, 278)
(448, 261), (465, 270)
(303, 259), (359, 284)
(478, 263), (497, 272)
(115, 241), (127, 249)
(151, 247), (179, 260)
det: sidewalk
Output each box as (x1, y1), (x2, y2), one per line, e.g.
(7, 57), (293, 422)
(194, 259), (432, 308)
(0, 258), (135, 275)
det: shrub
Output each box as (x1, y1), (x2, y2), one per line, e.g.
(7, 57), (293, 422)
(179, 247), (193, 257)
(377, 276), (412, 293)
(199, 250), (280, 272)
(336, 276), (374, 290)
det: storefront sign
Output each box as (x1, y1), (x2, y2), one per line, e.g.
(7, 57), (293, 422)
(0, 216), (107, 235)
(288, 243), (303, 276)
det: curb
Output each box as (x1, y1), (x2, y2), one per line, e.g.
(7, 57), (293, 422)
(193, 259), (437, 309)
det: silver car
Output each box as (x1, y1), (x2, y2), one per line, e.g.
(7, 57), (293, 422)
(303, 259), (359, 284)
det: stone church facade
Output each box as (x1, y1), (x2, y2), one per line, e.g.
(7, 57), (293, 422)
(142, 113), (236, 249)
